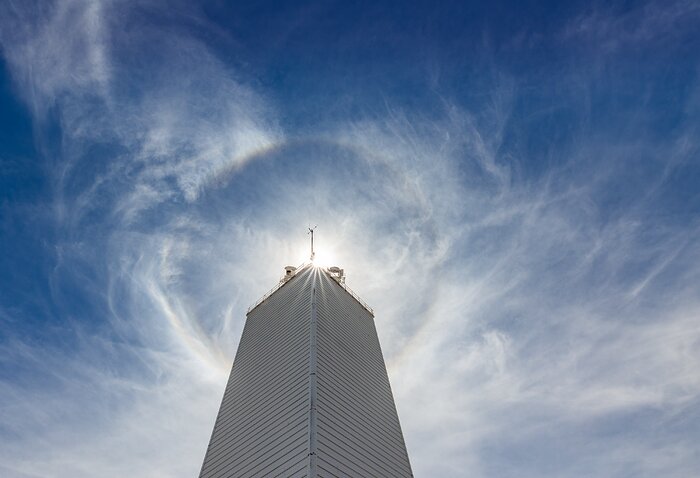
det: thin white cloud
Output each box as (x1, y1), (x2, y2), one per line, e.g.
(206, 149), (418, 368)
(562, 0), (700, 53)
(1, 0), (110, 115)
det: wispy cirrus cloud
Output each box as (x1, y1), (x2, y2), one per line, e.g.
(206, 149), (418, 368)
(562, 0), (700, 53)
(2, 0), (282, 224)
(1, 0), (111, 115)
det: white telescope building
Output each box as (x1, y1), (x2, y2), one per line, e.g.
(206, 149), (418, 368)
(199, 263), (413, 477)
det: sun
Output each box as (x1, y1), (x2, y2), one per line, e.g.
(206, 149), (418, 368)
(312, 248), (337, 268)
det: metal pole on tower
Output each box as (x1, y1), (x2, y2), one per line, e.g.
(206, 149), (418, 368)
(308, 226), (317, 261)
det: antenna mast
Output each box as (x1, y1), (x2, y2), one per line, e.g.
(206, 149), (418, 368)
(308, 226), (317, 261)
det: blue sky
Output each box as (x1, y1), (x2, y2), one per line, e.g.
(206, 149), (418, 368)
(1, 1), (699, 476)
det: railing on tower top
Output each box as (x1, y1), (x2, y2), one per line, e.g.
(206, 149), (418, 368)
(337, 277), (374, 316)
(246, 262), (309, 314)
(246, 263), (374, 316)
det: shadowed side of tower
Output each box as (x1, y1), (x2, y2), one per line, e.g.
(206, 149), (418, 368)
(199, 268), (313, 477)
(199, 265), (413, 477)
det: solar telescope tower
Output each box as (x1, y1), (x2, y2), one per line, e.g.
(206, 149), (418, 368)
(199, 260), (413, 477)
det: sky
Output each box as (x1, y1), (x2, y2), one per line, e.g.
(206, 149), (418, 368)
(0, 0), (699, 477)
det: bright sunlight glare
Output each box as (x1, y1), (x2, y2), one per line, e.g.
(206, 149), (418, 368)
(312, 248), (338, 268)
(296, 234), (339, 269)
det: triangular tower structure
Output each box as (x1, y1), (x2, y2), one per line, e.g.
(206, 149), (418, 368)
(199, 263), (413, 477)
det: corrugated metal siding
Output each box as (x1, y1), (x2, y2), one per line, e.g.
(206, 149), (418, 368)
(199, 268), (314, 478)
(315, 271), (413, 478)
(199, 266), (412, 477)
